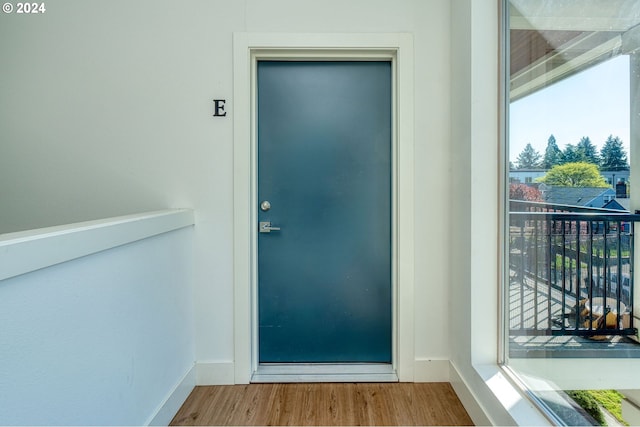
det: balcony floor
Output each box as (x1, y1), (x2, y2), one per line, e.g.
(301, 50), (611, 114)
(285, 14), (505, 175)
(170, 383), (474, 426)
(510, 334), (640, 358)
(509, 271), (640, 358)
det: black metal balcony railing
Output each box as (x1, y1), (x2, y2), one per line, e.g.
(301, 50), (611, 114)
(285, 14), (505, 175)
(509, 200), (639, 337)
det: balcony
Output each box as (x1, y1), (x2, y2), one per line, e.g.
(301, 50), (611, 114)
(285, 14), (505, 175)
(508, 200), (640, 359)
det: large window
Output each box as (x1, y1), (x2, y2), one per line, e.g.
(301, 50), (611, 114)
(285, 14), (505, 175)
(504, 1), (640, 424)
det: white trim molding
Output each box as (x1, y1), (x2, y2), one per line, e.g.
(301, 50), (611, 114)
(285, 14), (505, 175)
(147, 365), (196, 426)
(232, 33), (415, 384)
(0, 209), (195, 281)
(252, 364), (398, 383)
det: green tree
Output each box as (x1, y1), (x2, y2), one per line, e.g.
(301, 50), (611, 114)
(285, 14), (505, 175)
(561, 143), (581, 164)
(576, 136), (599, 164)
(516, 143), (542, 169)
(600, 135), (629, 170)
(542, 134), (562, 169)
(536, 162), (609, 187)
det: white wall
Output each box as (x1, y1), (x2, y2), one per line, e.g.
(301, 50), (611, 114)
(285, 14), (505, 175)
(449, 0), (552, 425)
(0, 0), (453, 383)
(449, 0), (502, 423)
(0, 223), (195, 425)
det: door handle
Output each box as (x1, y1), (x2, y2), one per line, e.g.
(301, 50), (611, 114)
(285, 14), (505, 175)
(259, 221), (281, 233)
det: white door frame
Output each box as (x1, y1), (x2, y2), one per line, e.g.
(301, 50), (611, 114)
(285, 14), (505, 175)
(232, 33), (414, 384)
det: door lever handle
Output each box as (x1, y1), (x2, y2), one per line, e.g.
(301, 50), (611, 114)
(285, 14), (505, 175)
(259, 221), (281, 233)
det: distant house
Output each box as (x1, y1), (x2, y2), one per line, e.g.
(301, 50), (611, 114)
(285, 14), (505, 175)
(539, 185), (617, 208)
(602, 198), (630, 212)
(509, 168), (546, 184)
(510, 168), (629, 190)
(600, 168), (630, 187)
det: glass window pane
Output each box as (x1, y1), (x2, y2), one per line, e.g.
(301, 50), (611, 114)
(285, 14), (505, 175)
(505, 1), (640, 424)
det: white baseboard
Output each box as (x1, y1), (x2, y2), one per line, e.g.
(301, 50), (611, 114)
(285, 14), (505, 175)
(413, 358), (450, 382)
(196, 361), (235, 385)
(448, 361), (492, 426)
(144, 361), (235, 426)
(147, 364), (196, 426)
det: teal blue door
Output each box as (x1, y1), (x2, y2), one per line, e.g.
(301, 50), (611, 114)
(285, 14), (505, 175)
(257, 61), (391, 363)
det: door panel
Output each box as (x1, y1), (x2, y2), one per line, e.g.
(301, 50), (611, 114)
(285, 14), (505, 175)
(257, 61), (391, 363)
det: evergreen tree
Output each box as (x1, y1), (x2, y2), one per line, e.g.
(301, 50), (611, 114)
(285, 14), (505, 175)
(600, 135), (629, 170)
(516, 143), (542, 169)
(561, 143), (580, 164)
(542, 134), (562, 169)
(576, 136), (599, 164)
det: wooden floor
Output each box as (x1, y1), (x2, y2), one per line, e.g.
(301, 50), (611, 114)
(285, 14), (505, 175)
(170, 383), (474, 426)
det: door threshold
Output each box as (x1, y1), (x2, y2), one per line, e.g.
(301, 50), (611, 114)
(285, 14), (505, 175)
(251, 363), (398, 383)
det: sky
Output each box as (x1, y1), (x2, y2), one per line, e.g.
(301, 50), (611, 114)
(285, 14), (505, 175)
(509, 54), (631, 165)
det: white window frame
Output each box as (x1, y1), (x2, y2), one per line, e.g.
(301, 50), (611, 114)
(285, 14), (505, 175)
(498, 1), (640, 423)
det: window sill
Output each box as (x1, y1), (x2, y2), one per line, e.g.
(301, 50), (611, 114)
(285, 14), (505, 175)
(465, 363), (556, 426)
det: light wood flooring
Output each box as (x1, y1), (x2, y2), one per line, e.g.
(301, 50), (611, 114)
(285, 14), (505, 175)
(170, 383), (474, 426)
